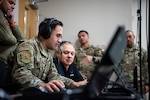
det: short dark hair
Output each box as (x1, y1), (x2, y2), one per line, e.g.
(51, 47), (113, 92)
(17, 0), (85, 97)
(38, 18), (63, 39)
(78, 30), (89, 36)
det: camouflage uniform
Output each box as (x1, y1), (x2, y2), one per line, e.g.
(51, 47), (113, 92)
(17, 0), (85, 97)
(11, 37), (74, 90)
(119, 45), (149, 91)
(75, 45), (103, 80)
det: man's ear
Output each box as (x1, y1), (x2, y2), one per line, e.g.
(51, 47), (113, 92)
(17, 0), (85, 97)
(55, 50), (59, 54)
(55, 50), (61, 57)
(133, 34), (136, 39)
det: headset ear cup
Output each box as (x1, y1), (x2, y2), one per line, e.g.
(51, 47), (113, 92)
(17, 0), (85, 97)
(40, 18), (57, 39)
(44, 21), (53, 39)
(40, 24), (50, 39)
(46, 18), (57, 39)
(47, 26), (51, 38)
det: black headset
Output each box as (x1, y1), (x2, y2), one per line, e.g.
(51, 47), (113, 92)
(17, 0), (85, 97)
(39, 18), (57, 39)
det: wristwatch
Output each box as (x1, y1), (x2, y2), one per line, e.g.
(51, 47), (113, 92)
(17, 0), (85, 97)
(11, 22), (17, 27)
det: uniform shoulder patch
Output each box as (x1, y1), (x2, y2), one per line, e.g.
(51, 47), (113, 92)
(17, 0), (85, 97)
(17, 43), (33, 64)
(18, 44), (31, 52)
(19, 52), (31, 64)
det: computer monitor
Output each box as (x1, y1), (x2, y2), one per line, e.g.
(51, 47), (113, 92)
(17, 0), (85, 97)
(84, 26), (127, 98)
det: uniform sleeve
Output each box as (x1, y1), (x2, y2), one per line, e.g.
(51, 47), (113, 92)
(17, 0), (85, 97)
(74, 51), (78, 64)
(0, 13), (25, 45)
(12, 43), (43, 89)
(11, 26), (25, 42)
(94, 46), (103, 63)
(47, 62), (74, 88)
(118, 58), (124, 70)
(0, 25), (17, 45)
(142, 49), (149, 84)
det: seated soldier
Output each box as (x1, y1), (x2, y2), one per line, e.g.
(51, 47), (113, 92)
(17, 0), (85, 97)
(75, 30), (103, 80)
(11, 18), (87, 93)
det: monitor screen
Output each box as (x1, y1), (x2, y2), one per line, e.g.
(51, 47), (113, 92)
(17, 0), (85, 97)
(85, 26), (126, 98)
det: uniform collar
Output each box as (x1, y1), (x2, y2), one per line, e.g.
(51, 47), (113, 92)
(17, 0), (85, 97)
(126, 44), (138, 51)
(35, 37), (51, 58)
(79, 44), (93, 50)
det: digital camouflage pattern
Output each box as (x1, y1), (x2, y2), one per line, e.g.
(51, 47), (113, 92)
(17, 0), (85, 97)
(11, 37), (74, 89)
(75, 45), (103, 80)
(119, 45), (149, 88)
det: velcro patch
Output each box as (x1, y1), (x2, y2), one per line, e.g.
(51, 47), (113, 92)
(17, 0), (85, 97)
(18, 45), (30, 52)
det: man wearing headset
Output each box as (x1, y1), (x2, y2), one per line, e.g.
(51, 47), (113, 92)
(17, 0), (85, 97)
(11, 18), (87, 93)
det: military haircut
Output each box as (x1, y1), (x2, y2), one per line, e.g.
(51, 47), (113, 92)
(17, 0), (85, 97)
(38, 18), (63, 39)
(125, 30), (134, 35)
(78, 30), (89, 36)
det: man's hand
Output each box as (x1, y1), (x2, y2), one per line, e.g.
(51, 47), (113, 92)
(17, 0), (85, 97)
(144, 84), (149, 93)
(71, 80), (88, 88)
(38, 80), (65, 92)
(81, 55), (93, 64)
(6, 10), (14, 24)
(80, 71), (88, 80)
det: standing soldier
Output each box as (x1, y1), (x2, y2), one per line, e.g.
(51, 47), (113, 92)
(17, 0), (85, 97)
(119, 30), (149, 96)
